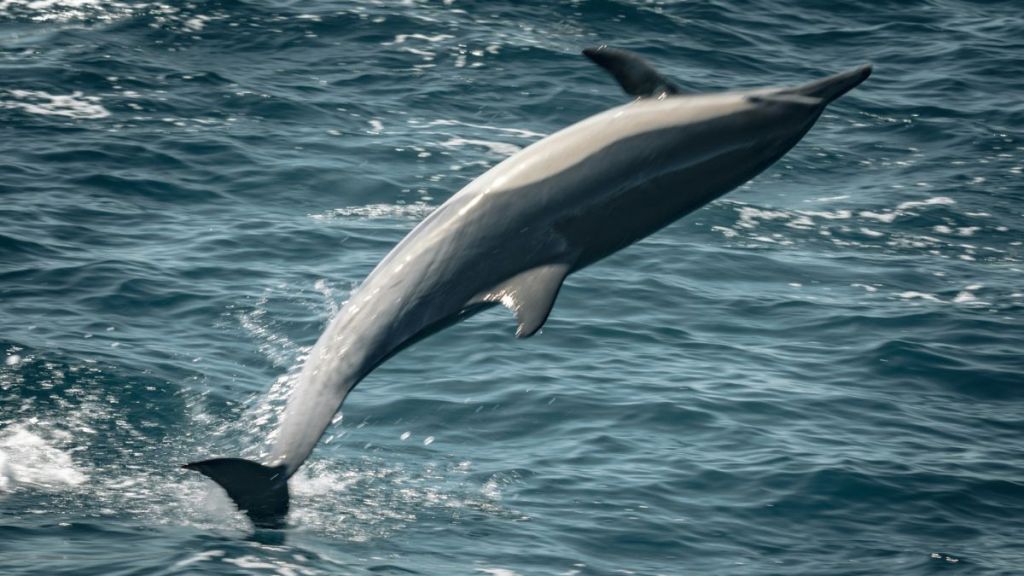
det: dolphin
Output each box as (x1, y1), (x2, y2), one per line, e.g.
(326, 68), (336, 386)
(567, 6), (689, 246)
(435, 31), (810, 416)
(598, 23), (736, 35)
(184, 47), (871, 528)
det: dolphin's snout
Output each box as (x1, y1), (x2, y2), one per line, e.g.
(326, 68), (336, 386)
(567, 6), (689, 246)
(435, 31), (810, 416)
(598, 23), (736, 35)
(794, 63), (872, 104)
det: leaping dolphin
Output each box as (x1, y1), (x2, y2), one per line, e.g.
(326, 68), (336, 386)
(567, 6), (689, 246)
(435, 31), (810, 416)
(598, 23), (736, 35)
(185, 47), (871, 528)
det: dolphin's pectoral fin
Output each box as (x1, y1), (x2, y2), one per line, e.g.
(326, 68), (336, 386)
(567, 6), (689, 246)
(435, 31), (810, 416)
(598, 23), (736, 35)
(582, 46), (682, 98)
(183, 458), (289, 529)
(476, 262), (571, 338)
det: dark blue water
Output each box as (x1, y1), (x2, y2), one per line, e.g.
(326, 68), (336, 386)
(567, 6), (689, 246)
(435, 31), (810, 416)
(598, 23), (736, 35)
(2, 1), (1022, 574)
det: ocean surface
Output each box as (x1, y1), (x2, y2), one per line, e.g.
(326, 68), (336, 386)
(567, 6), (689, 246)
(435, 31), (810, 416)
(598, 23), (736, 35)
(2, 1), (1022, 574)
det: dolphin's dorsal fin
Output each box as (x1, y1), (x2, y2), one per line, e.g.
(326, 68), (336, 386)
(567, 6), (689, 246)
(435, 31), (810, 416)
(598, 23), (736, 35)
(476, 262), (571, 338)
(583, 46), (682, 98)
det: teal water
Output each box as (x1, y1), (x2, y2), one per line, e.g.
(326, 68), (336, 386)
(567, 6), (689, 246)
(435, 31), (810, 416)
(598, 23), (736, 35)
(2, 1), (1023, 574)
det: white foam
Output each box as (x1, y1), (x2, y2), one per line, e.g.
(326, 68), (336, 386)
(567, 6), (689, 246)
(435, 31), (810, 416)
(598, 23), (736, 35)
(952, 285), (989, 306)
(896, 196), (955, 210)
(183, 15), (207, 31)
(222, 554), (318, 576)
(0, 451), (11, 490)
(170, 550), (226, 571)
(859, 210), (898, 223)
(952, 291), (977, 303)
(311, 203), (436, 221)
(0, 0), (105, 9)
(800, 209), (852, 220)
(0, 0), (130, 21)
(2, 89), (109, 119)
(898, 291), (942, 303)
(711, 225), (737, 238)
(0, 425), (87, 490)
(736, 207), (790, 229)
(0, 0), (97, 6)
(441, 137), (522, 157)
(411, 118), (546, 140)
(382, 33), (455, 46)
(785, 214), (815, 229)
(289, 466), (361, 498)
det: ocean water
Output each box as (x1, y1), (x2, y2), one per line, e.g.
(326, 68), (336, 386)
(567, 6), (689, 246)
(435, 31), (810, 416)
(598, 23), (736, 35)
(1, 0), (1022, 574)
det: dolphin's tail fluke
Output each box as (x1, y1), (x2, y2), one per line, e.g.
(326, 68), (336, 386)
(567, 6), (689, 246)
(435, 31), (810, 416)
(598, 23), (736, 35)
(183, 457), (289, 529)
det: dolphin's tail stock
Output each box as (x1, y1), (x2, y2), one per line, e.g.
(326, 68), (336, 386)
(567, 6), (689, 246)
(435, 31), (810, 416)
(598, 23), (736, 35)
(183, 457), (289, 528)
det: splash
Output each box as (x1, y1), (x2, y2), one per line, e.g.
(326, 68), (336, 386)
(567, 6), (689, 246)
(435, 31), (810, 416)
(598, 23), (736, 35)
(310, 203), (437, 221)
(0, 0), (132, 22)
(0, 424), (87, 491)
(1, 89), (109, 119)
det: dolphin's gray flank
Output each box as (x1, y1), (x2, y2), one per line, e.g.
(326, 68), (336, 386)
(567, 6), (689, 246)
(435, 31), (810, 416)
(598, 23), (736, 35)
(185, 48), (871, 528)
